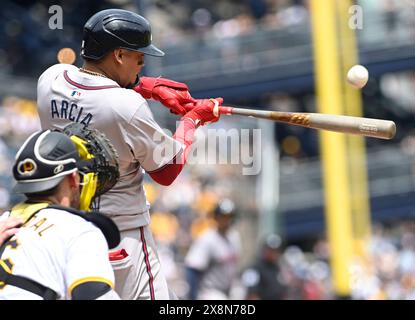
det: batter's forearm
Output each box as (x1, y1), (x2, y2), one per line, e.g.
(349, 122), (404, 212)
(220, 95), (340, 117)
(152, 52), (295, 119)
(148, 117), (196, 186)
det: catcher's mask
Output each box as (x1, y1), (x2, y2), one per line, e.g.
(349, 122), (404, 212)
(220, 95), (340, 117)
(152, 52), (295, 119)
(60, 123), (120, 211)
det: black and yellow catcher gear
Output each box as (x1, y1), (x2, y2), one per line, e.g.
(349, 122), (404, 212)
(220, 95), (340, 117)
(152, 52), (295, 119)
(61, 123), (119, 211)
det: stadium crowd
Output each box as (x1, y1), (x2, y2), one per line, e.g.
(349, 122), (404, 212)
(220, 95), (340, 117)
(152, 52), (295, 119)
(1, 93), (415, 299)
(149, 169), (415, 301)
(2, 0), (413, 77)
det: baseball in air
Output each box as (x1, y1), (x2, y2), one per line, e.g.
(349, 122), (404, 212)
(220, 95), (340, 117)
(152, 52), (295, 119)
(347, 65), (369, 89)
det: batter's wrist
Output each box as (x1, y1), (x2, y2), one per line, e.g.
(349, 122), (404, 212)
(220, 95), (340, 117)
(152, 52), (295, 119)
(182, 116), (200, 128)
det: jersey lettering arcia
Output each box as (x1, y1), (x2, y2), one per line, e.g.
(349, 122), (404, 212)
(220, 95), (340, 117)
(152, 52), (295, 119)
(50, 98), (93, 125)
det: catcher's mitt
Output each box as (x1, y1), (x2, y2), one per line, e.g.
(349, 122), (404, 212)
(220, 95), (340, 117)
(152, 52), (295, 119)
(58, 123), (119, 210)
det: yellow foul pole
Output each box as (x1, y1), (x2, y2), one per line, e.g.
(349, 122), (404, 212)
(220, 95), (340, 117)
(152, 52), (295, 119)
(336, 0), (372, 260)
(310, 0), (354, 297)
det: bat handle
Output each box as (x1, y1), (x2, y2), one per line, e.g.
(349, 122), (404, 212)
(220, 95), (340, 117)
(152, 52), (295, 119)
(219, 106), (234, 115)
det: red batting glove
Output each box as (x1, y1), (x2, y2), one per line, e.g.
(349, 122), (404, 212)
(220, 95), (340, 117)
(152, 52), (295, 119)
(184, 98), (223, 127)
(134, 76), (197, 116)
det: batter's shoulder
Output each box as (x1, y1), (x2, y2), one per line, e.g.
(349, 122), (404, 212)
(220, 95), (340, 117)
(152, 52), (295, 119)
(112, 87), (146, 105)
(107, 87), (150, 120)
(38, 64), (78, 84)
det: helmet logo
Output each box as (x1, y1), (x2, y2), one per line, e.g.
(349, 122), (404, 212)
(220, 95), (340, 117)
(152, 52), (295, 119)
(17, 159), (37, 176)
(54, 164), (64, 174)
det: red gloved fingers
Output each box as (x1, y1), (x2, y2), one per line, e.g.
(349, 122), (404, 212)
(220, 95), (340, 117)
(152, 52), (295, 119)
(134, 77), (197, 116)
(163, 99), (187, 115)
(184, 97), (223, 126)
(152, 87), (197, 115)
(150, 77), (189, 91)
(182, 102), (196, 113)
(144, 87), (194, 116)
(133, 77), (155, 99)
(153, 86), (196, 103)
(135, 76), (189, 95)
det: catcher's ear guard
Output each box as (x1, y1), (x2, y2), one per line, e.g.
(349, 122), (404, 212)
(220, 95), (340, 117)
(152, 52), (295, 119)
(70, 135), (98, 211)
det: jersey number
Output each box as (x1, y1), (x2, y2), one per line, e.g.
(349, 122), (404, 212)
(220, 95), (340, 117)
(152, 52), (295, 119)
(0, 239), (19, 289)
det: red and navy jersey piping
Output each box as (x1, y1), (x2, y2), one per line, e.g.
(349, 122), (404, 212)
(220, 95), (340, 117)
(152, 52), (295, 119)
(63, 70), (120, 90)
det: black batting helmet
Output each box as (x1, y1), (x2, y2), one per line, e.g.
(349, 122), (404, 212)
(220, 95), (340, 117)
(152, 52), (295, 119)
(81, 9), (165, 60)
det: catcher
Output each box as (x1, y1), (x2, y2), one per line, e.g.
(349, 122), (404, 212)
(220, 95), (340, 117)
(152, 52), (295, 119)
(0, 123), (121, 300)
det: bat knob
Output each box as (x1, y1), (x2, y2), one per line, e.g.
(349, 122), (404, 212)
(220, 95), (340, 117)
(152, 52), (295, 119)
(219, 106), (233, 115)
(210, 98), (220, 117)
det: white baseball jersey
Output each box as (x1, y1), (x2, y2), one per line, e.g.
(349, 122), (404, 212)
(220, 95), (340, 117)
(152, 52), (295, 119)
(185, 228), (241, 296)
(37, 64), (182, 231)
(0, 208), (115, 300)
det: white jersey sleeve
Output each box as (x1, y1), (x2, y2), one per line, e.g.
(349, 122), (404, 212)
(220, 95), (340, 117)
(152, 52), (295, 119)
(185, 234), (212, 271)
(121, 100), (183, 172)
(64, 227), (115, 298)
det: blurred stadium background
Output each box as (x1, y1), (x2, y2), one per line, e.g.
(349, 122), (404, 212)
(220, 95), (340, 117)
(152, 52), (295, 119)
(2, 0), (415, 299)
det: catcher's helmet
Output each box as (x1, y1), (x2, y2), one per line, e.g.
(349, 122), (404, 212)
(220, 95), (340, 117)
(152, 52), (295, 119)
(81, 9), (165, 60)
(13, 130), (81, 194)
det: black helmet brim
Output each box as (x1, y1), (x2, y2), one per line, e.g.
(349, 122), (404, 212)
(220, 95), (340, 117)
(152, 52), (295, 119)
(136, 43), (165, 57)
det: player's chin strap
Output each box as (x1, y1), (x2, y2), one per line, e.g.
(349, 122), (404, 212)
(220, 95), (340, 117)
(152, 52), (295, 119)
(0, 203), (120, 300)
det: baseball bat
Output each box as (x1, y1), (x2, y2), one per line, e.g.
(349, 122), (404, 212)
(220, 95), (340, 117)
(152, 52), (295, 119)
(218, 106), (396, 140)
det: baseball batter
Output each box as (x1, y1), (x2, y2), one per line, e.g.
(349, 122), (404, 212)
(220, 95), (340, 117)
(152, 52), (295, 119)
(36, 9), (222, 300)
(0, 129), (120, 300)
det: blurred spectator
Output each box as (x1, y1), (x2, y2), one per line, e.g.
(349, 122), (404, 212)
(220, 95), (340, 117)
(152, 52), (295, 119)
(184, 199), (241, 300)
(241, 234), (288, 300)
(0, 95), (41, 209)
